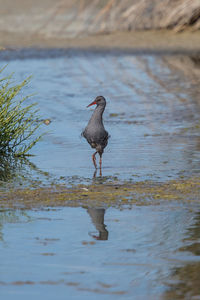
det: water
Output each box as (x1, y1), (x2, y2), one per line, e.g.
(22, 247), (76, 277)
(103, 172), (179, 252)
(0, 50), (200, 185)
(0, 204), (200, 299)
(0, 49), (200, 299)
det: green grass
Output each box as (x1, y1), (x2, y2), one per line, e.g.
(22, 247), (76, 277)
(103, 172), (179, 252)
(0, 67), (43, 156)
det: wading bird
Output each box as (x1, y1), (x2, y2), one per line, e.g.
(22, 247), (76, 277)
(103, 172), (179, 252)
(82, 96), (109, 174)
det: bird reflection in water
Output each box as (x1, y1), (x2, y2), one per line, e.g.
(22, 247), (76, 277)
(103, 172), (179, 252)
(87, 208), (108, 240)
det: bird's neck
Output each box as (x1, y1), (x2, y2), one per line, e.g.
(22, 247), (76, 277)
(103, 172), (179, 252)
(89, 105), (105, 125)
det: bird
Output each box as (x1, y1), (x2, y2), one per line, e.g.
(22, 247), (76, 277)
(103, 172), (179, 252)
(82, 96), (109, 173)
(87, 208), (108, 240)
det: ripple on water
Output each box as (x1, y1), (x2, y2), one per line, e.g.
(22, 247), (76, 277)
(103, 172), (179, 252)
(0, 50), (200, 187)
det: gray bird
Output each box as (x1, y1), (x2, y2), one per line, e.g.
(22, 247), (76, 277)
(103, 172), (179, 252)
(82, 96), (109, 171)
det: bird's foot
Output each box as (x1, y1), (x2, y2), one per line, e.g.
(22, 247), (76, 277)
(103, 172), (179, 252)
(93, 169), (97, 178)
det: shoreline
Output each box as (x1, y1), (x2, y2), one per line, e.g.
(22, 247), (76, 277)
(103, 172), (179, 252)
(0, 30), (200, 53)
(1, 176), (200, 209)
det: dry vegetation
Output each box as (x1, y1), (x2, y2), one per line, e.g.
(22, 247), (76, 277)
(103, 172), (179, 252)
(0, 0), (199, 41)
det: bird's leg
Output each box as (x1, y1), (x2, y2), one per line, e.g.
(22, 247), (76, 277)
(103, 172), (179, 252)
(92, 151), (97, 169)
(93, 169), (97, 178)
(99, 153), (102, 176)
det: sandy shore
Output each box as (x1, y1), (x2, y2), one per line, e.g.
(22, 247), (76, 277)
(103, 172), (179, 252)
(0, 30), (200, 54)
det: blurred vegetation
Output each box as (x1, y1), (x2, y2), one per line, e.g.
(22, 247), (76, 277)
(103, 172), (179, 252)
(0, 67), (42, 157)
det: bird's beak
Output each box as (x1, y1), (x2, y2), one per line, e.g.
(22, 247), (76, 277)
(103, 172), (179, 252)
(87, 100), (97, 108)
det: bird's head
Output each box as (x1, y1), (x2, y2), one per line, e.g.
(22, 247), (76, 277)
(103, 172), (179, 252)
(87, 96), (106, 108)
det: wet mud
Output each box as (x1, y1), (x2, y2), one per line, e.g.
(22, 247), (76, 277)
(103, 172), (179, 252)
(0, 176), (200, 209)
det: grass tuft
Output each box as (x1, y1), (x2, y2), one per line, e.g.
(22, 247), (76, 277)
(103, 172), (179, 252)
(0, 67), (43, 156)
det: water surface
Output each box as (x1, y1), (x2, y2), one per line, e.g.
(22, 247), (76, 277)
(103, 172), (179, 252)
(0, 49), (200, 299)
(0, 204), (200, 299)
(0, 50), (200, 186)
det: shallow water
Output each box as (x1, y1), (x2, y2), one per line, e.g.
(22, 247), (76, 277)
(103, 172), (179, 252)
(0, 204), (200, 299)
(0, 49), (200, 299)
(0, 50), (200, 186)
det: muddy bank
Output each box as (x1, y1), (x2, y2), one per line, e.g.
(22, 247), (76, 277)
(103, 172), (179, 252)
(1, 30), (200, 54)
(1, 176), (200, 209)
